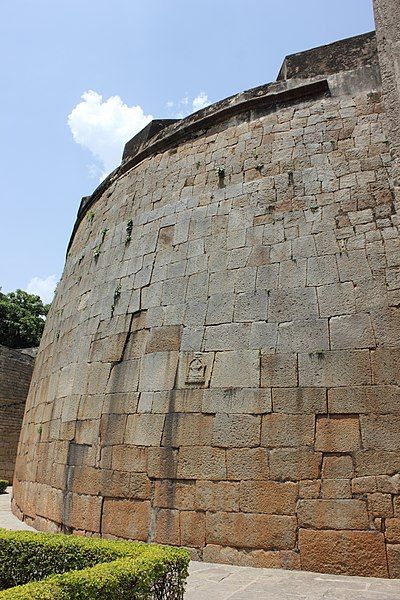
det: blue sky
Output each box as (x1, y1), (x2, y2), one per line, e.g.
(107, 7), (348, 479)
(0, 0), (374, 302)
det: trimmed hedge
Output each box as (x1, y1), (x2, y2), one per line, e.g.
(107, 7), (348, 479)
(0, 529), (189, 599)
(0, 481), (8, 494)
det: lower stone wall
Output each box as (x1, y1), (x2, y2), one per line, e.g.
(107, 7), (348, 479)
(0, 346), (35, 482)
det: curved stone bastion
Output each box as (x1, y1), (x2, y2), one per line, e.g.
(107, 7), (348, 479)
(13, 29), (400, 578)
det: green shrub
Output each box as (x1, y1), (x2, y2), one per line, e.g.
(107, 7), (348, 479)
(0, 529), (189, 599)
(0, 481), (8, 494)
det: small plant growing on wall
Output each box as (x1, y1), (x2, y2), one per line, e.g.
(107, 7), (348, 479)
(93, 225), (108, 260)
(113, 284), (121, 303)
(125, 219), (133, 244)
(111, 283), (121, 317)
(87, 211), (95, 224)
(216, 166), (225, 189)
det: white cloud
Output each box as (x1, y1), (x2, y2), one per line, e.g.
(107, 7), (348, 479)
(68, 90), (153, 180)
(166, 92), (212, 119)
(192, 92), (210, 112)
(87, 162), (103, 180)
(26, 275), (57, 304)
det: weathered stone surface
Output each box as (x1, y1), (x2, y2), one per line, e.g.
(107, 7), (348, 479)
(272, 387), (326, 414)
(154, 480), (195, 510)
(146, 326), (182, 353)
(180, 510), (205, 547)
(240, 481), (297, 514)
(211, 351), (260, 388)
(111, 445), (147, 472)
(261, 353), (297, 387)
(162, 413), (213, 447)
(277, 319), (329, 353)
(261, 414), (315, 448)
(387, 544), (400, 578)
(138, 352), (179, 391)
(298, 499), (369, 529)
(360, 415), (400, 450)
(202, 388), (271, 414)
(64, 493), (103, 533)
(299, 530), (389, 577)
(268, 288), (318, 323)
(298, 479), (321, 499)
(177, 447), (226, 480)
(147, 447), (178, 479)
(373, 0), (400, 199)
(322, 455), (354, 478)
(368, 493), (394, 518)
(206, 512), (297, 550)
(196, 481), (240, 512)
(298, 350), (371, 387)
(328, 385), (400, 414)
(106, 361), (138, 393)
(383, 515), (400, 544)
(330, 315), (375, 350)
(102, 499), (150, 540)
(352, 476), (378, 494)
(270, 448), (322, 481)
(212, 414), (261, 448)
(355, 449), (400, 476)
(124, 414), (165, 446)
(204, 543), (301, 571)
(316, 282), (356, 317)
(153, 508), (181, 545)
(315, 416), (361, 452)
(371, 349), (400, 385)
(321, 479), (351, 499)
(226, 448), (269, 481)
(90, 332), (128, 362)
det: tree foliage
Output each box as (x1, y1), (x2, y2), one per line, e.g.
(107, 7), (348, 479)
(0, 289), (50, 349)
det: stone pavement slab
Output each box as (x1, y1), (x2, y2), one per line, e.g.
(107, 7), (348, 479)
(186, 561), (400, 600)
(1, 488), (399, 599)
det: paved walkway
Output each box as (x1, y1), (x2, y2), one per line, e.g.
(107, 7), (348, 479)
(185, 561), (400, 599)
(0, 487), (34, 531)
(1, 487), (399, 599)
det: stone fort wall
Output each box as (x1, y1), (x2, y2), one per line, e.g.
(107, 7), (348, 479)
(0, 346), (34, 482)
(13, 28), (400, 578)
(373, 0), (400, 201)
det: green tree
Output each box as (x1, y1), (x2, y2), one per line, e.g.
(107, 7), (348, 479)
(0, 289), (50, 349)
